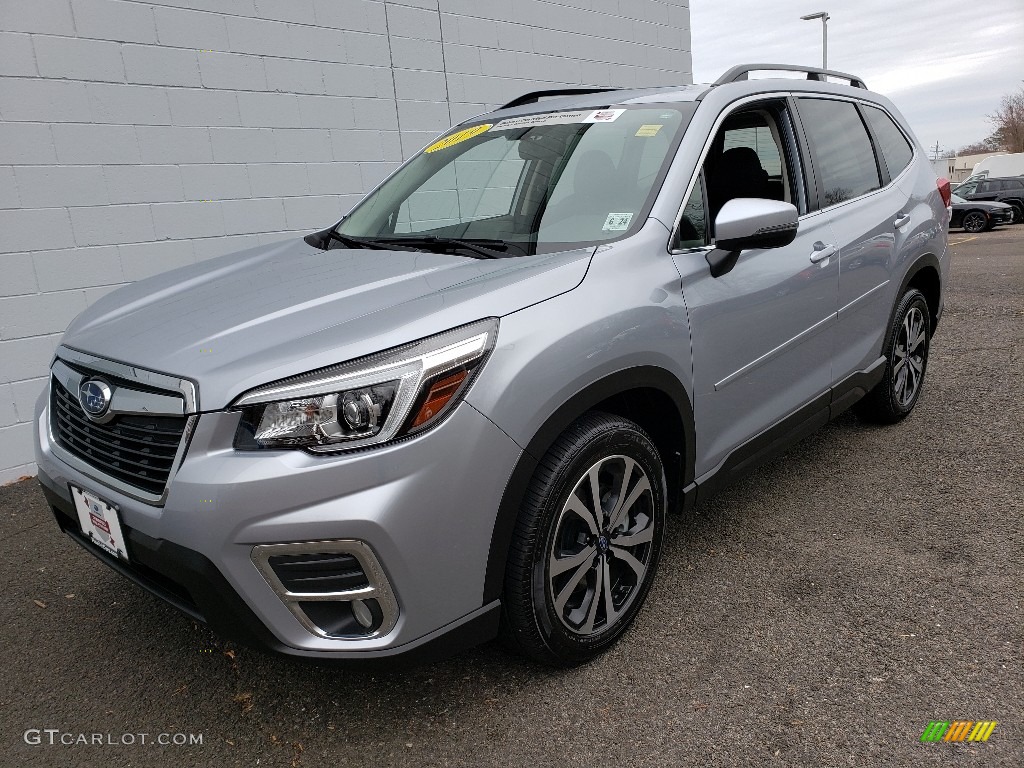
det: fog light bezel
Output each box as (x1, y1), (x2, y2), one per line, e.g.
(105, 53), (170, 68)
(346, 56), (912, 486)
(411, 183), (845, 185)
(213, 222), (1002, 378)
(251, 539), (399, 640)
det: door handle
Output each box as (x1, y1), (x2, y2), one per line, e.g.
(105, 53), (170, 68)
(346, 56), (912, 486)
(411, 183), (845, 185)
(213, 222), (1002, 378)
(809, 242), (837, 263)
(894, 213), (911, 228)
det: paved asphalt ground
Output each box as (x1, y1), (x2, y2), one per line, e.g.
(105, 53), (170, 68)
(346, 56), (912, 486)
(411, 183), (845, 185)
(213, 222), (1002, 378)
(2, 227), (1021, 768)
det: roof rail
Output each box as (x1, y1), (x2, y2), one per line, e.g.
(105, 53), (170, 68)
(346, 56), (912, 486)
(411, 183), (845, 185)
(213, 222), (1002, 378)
(714, 64), (867, 90)
(500, 87), (619, 111)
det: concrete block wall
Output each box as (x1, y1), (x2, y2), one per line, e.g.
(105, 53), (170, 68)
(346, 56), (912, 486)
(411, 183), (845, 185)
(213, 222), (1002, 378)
(0, 0), (692, 483)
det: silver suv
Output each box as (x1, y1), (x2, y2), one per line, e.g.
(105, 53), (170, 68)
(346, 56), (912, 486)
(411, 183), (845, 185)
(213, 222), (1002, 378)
(35, 64), (950, 666)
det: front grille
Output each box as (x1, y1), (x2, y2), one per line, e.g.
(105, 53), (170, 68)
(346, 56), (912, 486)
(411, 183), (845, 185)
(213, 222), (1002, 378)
(268, 552), (370, 593)
(51, 376), (187, 496)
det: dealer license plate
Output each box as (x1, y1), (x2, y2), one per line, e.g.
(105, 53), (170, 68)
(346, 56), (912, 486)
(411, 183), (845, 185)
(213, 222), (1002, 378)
(71, 485), (129, 561)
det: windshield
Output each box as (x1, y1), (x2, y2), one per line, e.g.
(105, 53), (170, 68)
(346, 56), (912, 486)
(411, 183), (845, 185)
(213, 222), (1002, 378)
(336, 104), (695, 256)
(950, 194), (966, 203)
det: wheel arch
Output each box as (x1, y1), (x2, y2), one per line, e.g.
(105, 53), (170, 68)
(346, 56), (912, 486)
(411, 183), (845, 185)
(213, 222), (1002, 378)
(901, 254), (942, 332)
(482, 366), (695, 603)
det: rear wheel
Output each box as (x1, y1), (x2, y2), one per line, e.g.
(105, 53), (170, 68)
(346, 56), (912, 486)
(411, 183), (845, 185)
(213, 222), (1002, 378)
(961, 211), (987, 233)
(501, 412), (666, 666)
(854, 289), (931, 424)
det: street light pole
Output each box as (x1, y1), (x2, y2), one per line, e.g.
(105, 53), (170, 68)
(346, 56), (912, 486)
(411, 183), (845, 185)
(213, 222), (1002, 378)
(800, 11), (830, 70)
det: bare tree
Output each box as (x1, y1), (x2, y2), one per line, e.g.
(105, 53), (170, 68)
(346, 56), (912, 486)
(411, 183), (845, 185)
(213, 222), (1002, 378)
(988, 83), (1024, 153)
(958, 137), (1001, 156)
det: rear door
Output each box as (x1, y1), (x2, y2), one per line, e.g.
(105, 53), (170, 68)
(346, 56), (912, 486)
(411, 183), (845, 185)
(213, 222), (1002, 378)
(795, 96), (908, 381)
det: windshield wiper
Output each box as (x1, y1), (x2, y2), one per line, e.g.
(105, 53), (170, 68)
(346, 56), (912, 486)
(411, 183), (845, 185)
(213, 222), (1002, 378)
(305, 227), (513, 258)
(370, 236), (510, 260)
(306, 227), (430, 252)
(305, 227), (405, 251)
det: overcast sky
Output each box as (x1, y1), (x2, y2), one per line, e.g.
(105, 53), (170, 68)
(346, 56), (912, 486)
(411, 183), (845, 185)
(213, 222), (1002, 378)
(690, 0), (1024, 156)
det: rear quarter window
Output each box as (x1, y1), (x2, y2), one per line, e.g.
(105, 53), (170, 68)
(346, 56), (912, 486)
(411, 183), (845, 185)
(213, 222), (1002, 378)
(797, 97), (881, 208)
(862, 105), (914, 179)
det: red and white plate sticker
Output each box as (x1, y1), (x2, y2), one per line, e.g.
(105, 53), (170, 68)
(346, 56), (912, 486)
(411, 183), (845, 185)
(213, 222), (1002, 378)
(71, 485), (129, 561)
(584, 109), (626, 123)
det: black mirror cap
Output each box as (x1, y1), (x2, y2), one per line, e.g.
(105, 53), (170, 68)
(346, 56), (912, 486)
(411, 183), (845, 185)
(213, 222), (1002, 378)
(716, 223), (798, 252)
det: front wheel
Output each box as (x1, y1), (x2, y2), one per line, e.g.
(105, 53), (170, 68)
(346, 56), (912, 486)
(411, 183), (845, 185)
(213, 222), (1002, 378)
(854, 288), (931, 423)
(501, 412), (666, 666)
(961, 211), (987, 233)
(1008, 204), (1023, 225)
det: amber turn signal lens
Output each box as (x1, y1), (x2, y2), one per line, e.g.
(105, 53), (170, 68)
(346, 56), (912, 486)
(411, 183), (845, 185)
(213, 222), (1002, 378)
(409, 370), (468, 428)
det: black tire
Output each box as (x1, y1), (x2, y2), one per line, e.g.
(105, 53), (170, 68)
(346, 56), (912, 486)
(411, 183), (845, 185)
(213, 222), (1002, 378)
(854, 288), (931, 424)
(1008, 204), (1023, 225)
(501, 412), (666, 666)
(961, 211), (987, 233)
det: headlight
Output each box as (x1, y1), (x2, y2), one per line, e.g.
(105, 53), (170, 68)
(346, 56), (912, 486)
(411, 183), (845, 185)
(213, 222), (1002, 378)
(232, 319), (497, 452)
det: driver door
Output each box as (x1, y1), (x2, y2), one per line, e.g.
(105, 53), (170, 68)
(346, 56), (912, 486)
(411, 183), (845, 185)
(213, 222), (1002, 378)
(670, 100), (839, 479)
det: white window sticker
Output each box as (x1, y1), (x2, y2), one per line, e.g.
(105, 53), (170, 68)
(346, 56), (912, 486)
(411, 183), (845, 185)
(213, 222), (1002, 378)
(584, 109), (626, 123)
(492, 110), (592, 131)
(602, 212), (633, 231)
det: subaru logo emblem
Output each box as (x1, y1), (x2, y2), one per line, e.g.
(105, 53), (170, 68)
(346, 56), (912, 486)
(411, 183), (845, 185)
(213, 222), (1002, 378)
(79, 379), (112, 417)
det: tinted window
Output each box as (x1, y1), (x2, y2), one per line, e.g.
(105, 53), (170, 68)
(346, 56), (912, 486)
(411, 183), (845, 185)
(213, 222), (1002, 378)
(1006, 179), (1024, 190)
(677, 173), (706, 248)
(863, 105), (914, 178)
(798, 98), (881, 207)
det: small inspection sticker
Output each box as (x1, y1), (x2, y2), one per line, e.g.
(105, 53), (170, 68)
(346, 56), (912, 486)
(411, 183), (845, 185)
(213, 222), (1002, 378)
(602, 212), (633, 231)
(425, 123), (492, 153)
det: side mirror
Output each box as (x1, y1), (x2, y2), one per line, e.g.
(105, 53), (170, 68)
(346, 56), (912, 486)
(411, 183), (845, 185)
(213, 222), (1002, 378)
(706, 198), (799, 277)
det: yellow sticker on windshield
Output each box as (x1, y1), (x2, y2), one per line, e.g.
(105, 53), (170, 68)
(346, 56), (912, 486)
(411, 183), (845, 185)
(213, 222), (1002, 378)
(635, 124), (663, 137)
(425, 123), (492, 153)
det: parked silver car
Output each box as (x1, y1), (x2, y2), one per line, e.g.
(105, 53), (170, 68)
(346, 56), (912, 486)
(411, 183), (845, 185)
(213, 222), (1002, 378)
(35, 64), (950, 666)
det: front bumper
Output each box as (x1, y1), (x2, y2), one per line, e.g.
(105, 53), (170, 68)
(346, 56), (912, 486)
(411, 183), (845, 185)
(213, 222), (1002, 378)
(36, 394), (522, 659)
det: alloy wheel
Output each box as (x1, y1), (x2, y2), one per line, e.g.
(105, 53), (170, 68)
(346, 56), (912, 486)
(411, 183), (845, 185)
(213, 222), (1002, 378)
(547, 455), (655, 636)
(892, 306), (927, 407)
(962, 212), (986, 233)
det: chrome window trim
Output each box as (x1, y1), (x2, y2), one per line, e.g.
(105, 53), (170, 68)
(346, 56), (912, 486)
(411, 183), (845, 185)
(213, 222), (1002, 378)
(667, 91), (916, 255)
(251, 540), (400, 641)
(791, 93), (917, 213)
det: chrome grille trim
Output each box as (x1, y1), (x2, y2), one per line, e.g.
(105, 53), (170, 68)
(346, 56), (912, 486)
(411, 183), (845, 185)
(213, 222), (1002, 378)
(48, 349), (199, 505)
(56, 345), (198, 413)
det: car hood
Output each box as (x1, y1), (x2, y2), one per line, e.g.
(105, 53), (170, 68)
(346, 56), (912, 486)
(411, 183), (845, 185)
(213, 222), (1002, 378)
(62, 238), (594, 409)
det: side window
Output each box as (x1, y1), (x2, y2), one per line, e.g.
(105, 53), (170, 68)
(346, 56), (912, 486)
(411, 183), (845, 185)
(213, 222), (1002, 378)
(977, 180), (996, 194)
(705, 105), (797, 230)
(677, 173), (706, 248)
(862, 105), (914, 179)
(674, 101), (801, 248)
(1006, 179), (1024, 190)
(797, 97), (881, 207)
